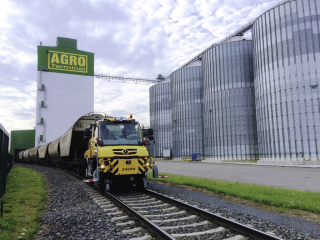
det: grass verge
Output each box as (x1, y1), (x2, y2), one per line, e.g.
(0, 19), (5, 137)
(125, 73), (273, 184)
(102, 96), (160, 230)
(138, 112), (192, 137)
(0, 165), (47, 240)
(147, 172), (320, 214)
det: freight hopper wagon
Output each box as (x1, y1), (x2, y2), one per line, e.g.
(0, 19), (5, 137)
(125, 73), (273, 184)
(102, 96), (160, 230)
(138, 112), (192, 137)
(19, 113), (158, 191)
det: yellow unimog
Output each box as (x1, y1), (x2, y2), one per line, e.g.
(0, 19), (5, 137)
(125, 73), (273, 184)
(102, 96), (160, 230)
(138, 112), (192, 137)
(18, 113), (158, 191)
(82, 114), (158, 191)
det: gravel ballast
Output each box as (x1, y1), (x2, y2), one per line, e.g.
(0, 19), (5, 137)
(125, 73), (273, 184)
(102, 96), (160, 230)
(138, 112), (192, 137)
(21, 165), (153, 240)
(20, 164), (320, 239)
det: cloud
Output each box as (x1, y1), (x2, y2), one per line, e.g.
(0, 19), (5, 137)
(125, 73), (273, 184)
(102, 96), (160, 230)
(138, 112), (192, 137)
(0, 0), (280, 134)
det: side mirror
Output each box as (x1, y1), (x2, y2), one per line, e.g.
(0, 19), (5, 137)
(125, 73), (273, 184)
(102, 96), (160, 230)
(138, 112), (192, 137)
(142, 129), (148, 137)
(97, 137), (102, 146)
(149, 128), (153, 136)
(149, 136), (154, 140)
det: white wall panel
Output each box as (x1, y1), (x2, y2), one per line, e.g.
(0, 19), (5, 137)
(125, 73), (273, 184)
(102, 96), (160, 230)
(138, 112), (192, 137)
(35, 71), (94, 146)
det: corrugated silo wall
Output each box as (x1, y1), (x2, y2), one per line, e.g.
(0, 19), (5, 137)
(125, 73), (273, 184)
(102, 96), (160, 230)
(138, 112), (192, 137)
(203, 39), (258, 161)
(253, 0), (320, 161)
(149, 78), (172, 157)
(171, 61), (203, 160)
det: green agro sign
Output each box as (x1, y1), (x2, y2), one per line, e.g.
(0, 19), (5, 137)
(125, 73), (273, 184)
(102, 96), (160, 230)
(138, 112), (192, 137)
(37, 40), (94, 76)
(48, 51), (88, 73)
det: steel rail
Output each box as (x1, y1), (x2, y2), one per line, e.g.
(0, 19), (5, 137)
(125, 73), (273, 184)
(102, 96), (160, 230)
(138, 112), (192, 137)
(48, 166), (176, 240)
(101, 190), (176, 240)
(146, 189), (284, 240)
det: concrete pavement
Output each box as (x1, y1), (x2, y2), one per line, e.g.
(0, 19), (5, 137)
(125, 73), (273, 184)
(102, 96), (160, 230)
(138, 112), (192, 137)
(155, 160), (320, 192)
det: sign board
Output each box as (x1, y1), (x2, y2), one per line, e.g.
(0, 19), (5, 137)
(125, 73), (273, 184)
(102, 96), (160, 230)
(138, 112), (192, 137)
(37, 38), (94, 76)
(48, 51), (88, 74)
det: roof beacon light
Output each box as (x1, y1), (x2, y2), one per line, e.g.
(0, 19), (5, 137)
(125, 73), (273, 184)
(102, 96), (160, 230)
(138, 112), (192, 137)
(130, 114), (133, 119)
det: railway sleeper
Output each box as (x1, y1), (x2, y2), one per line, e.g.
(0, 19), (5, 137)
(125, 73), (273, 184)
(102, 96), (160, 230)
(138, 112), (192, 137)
(149, 206), (177, 212)
(129, 235), (152, 240)
(224, 235), (246, 240)
(137, 210), (149, 213)
(126, 200), (162, 206)
(111, 215), (129, 221)
(132, 203), (168, 209)
(102, 207), (119, 212)
(92, 196), (105, 200)
(107, 211), (124, 216)
(119, 195), (150, 200)
(123, 198), (156, 203)
(94, 199), (111, 204)
(144, 210), (186, 218)
(116, 221), (135, 226)
(152, 214), (197, 223)
(122, 227), (143, 234)
(161, 220), (210, 230)
(98, 203), (115, 208)
(171, 227), (226, 238)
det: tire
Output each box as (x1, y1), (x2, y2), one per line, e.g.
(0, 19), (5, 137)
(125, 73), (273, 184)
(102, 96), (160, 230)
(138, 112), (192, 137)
(136, 181), (146, 191)
(99, 171), (104, 191)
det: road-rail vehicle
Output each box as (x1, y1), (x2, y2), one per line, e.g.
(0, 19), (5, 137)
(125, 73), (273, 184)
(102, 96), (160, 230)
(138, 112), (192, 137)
(18, 113), (158, 191)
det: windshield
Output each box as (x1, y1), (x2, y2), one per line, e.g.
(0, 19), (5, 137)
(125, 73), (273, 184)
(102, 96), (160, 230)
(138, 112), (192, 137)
(99, 121), (141, 146)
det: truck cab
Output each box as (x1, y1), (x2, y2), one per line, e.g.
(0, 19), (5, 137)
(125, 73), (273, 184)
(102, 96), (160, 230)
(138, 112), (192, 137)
(83, 115), (157, 191)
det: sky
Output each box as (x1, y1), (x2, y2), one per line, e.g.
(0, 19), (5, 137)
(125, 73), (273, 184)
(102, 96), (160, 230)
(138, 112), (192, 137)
(0, 0), (280, 134)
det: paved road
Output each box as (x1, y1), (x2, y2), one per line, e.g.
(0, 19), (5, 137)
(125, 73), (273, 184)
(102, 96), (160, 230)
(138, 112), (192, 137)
(155, 161), (320, 192)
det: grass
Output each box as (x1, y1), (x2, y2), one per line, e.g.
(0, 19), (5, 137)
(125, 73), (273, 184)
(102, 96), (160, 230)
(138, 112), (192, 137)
(147, 172), (320, 214)
(0, 165), (47, 240)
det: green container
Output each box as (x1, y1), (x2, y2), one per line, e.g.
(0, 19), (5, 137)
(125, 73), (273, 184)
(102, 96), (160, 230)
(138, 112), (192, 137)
(9, 129), (35, 158)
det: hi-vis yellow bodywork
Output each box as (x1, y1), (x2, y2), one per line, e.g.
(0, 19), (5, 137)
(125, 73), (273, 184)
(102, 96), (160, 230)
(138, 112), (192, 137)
(17, 113), (157, 191)
(85, 143), (155, 176)
(83, 115), (155, 187)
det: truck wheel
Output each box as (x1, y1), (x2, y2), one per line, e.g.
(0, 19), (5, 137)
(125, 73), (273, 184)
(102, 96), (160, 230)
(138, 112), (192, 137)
(134, 181), (145, 191)
(99, 172), (104, 191)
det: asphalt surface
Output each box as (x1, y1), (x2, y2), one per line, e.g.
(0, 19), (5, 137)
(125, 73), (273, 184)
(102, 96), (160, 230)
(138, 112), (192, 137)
(155, 160), (320, 192)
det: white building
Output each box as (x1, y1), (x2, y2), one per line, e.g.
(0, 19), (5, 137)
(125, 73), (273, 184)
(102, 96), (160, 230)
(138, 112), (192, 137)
(35, 37), (94, 146)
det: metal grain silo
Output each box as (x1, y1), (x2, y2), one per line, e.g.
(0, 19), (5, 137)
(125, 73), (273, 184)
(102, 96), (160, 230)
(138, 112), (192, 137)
(149, 77), (172, 158)
(203, 37), (258, 161)
(253, 0), (320, 162)
(171, 61), (203, 160)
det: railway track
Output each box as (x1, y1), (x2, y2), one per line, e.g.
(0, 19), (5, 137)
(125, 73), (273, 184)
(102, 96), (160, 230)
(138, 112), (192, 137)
(86, 188), (284, 240)
(22, 164), (285, 240)
(77, 178), (283, 239)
